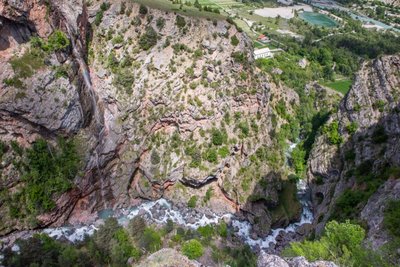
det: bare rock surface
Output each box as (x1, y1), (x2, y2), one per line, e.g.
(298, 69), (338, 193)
(136, 248), (201, 267)
(257, 252), (337, 267)
(361, 179), (400, 249)
(308, 55), (400, 240)
(0, 0), (304, 238)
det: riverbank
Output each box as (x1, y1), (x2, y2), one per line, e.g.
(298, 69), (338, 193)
(0, 178), (313, 255)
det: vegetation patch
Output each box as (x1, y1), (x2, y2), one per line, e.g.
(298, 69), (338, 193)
(182, 239), (204, 259)
(5, 138), (81, 218)
(384, 200), (400, 238)
(283, 220), (387, 266)
(322, 120), (343, 145)
(139, 27), (158, 50)
(321, 79), (352, 95)
(9, 49), (45, 79)
(31, 30), (70, 53)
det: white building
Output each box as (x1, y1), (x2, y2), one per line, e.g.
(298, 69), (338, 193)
(253, 47), (273, 59)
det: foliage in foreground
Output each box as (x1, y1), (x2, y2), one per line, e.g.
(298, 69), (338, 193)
(283, 220), (390, 267)
(182, 239), (204, 259)
(2, 216), (250, 267)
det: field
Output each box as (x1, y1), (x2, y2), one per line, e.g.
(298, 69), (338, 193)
(254, 4), (313, 19)
(132, 0), (226, 20)
(299, 11), (338, 28)
(322, 79), (352, 94)
(188, 0), (244, 9)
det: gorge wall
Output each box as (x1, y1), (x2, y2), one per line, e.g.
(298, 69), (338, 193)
(0, 0), (303, 240)
(308, 55), (400, 249)
(1, 1), (400, 261)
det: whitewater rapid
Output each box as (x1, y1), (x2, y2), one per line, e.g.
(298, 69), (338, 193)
(6, 142), (313, 251)
(39, 177), (313, 249)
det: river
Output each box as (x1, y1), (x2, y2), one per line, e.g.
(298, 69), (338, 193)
(3, 143), (313, 253)
(35, 177), (312, 250)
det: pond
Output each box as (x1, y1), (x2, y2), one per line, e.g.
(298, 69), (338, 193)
(299, 11), (338, 28)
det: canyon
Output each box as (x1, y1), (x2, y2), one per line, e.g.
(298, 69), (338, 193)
(0, 0), (399, 266)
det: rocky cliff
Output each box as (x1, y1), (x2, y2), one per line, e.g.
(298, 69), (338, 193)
(0, 0), (303, 239)
(308, 55), (400, 249)
(136, 249), (338, 267)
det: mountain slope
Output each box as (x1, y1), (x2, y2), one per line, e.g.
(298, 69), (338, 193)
(308, 54), (400, 250)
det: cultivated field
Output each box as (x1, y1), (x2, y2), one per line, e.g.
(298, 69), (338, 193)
(132, 0), (226, 19)
(254, 4), (313, 19)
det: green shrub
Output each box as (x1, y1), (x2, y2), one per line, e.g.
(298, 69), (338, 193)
(193, 49), (203, 59)
(10, 49), (45, 78)
(3, 234), (86, 267)
(3, 219), (139, 267)
(94, 10), (104, 26)
(113, 68), (135, 94)
(172, 43), (190, 53)
(0, 141), (6, 159)
(217, 222), (228, 238)
(204, 187), (213, 202)
(176, 15), (186, 29)
(93, 218), (140, 265)
(32, 30), (70, 52)
(150, 150), (161, 165)
(322, 121), (343, 145)
(139, 27), (158, 50)
(373, 100), (386, 112)
(344, 150), (356, 161)
(217, 245), (257, 267)
(110, 234), (140, 265)
(128, 216), (147, 241)
(156, 17), (166, 30)
(9, 138), (81, 215)
(332, 189), (369, 220)
(100, 2), (110, 11)
(188, 196), (197, 208)
(255, 146), (268, 162)
(218, 146), (230, 158)
(47, 30), (70, 51)
(164, 219), (174, 234)
(197, 225), (214, 239)
(204, 148), (217, 163)
(111, 35), (124, 45)
(211, 128), (227, 146)
(372, 125), (388, 144)
(119, 1), (126, 14)
(182, 239), (204, 259)
(139, 227), (162, 253)
(346, 122), (358, 134)
(10, 141), (23, 156)
(171, 131), (181, 148)
(238, 121), (249, 138)
(283, 220), (386, 266)
(3, 77), (24, 88)
(139, 4), (148, 15)
(186, 145), (202, 168)
(384, 200), (400, 238)
(93, 217), (120, 255)
(291, 145), (306, 176)
(230, 35), (239, 46)
(231, 52), (247, 64)
(107, 51), (119, 71)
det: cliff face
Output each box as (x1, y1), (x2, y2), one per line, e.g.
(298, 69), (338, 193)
(257, 252), (337, 267)
(0, 0), (301, 237)
(135, 249), (338, 267)
(308, 55), (400, 247)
